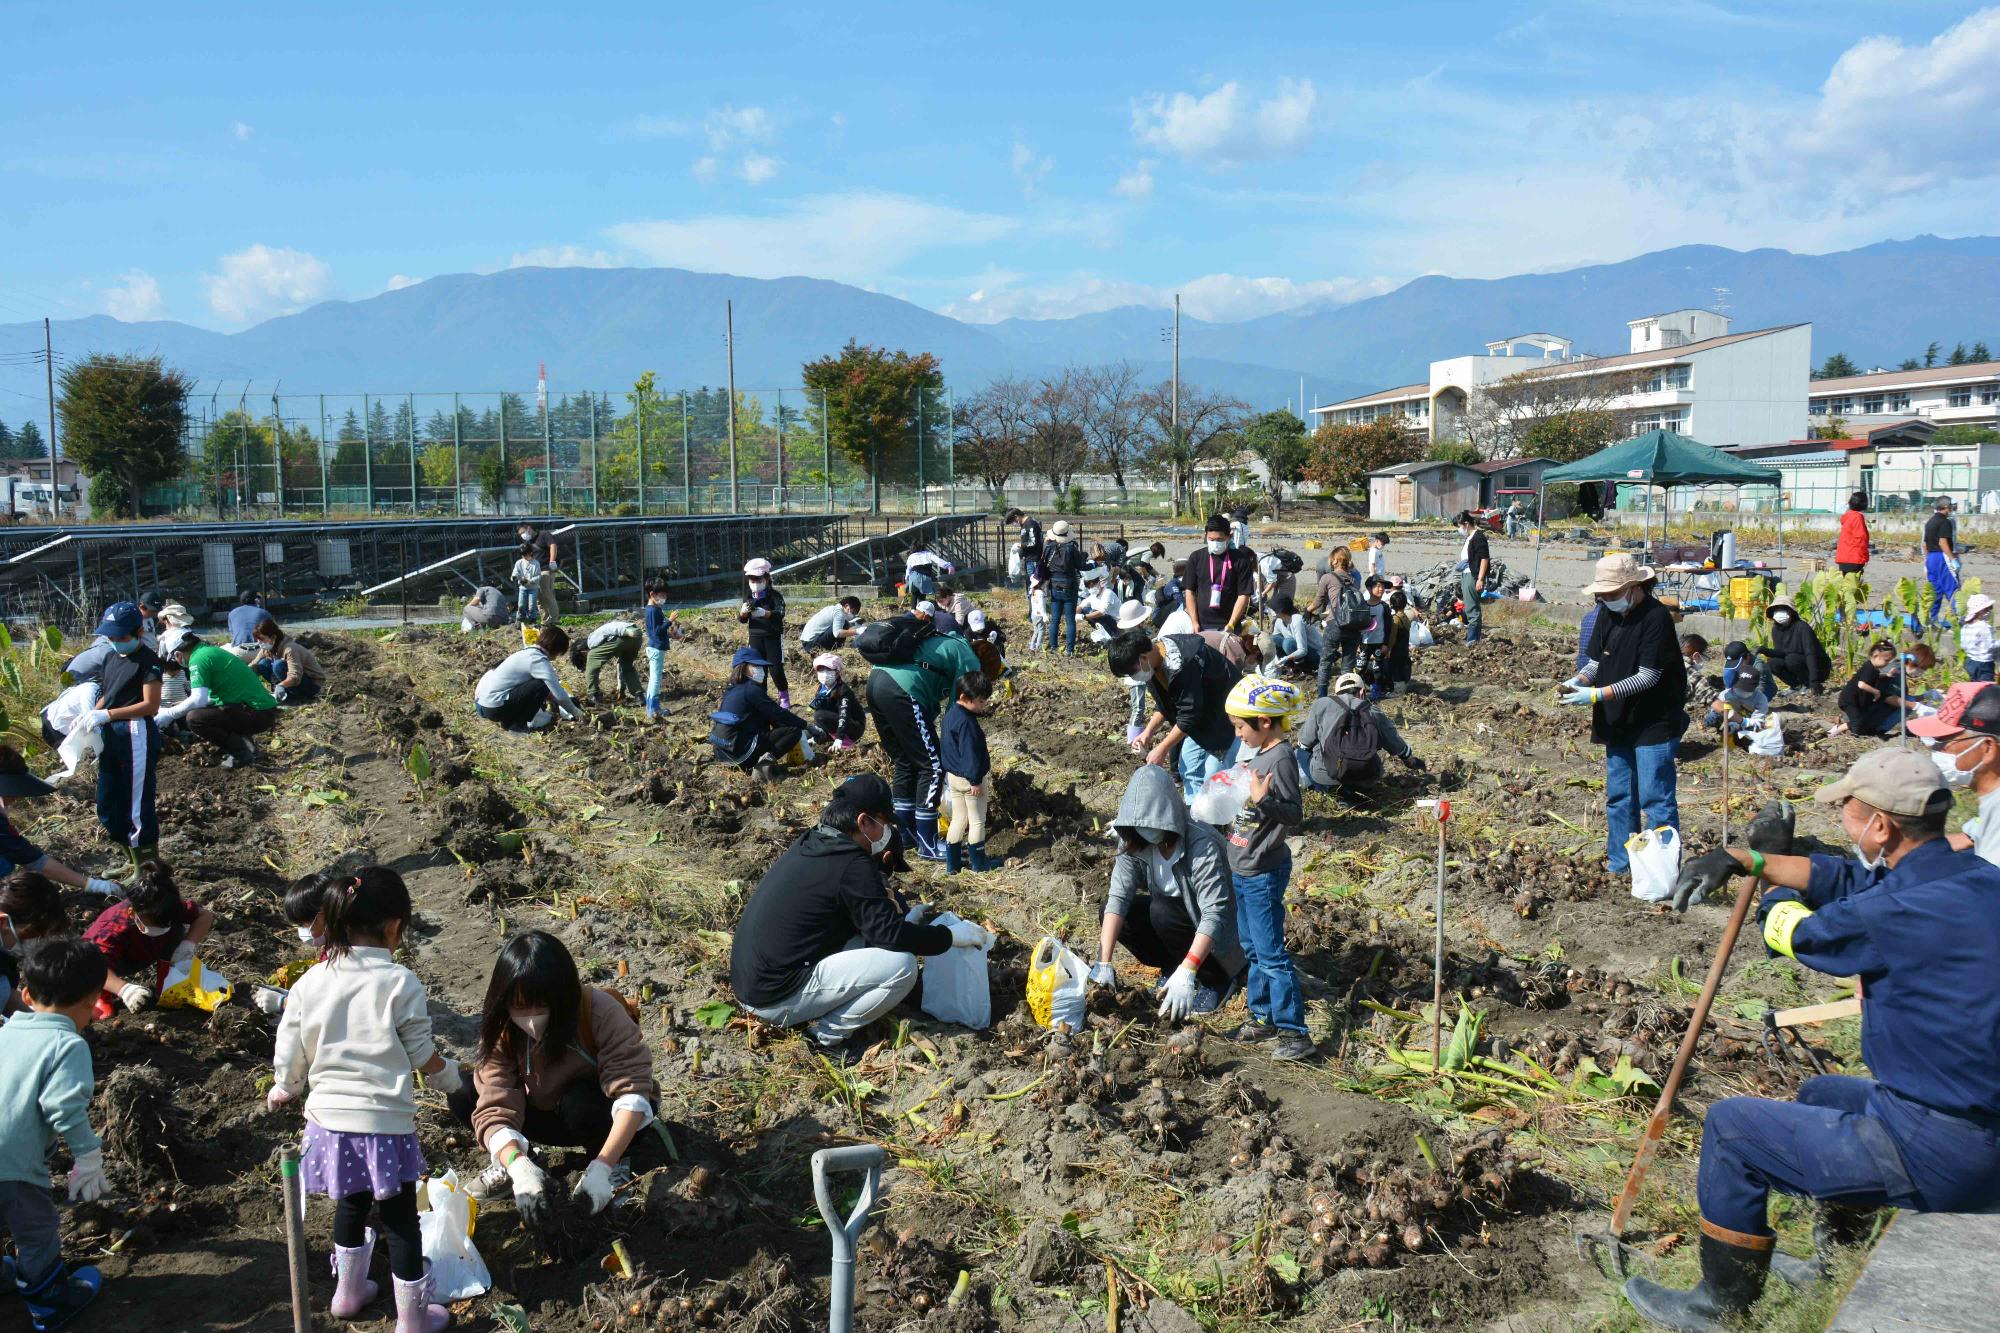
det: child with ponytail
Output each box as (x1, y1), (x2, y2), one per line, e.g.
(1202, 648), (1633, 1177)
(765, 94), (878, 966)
(269, 867), (462, 1331)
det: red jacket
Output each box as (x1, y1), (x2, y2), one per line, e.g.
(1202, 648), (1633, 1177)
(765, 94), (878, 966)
(1836, 510), (1870, 566)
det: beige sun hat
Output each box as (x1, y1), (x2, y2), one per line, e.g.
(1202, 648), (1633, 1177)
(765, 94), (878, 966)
(1583, 551), (1657, 596)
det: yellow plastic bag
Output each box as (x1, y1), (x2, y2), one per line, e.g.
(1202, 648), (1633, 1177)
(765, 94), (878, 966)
(521, 624), (540, 648)
(159, 958), (234, 1012)
(1025, 937), (1088, 1031)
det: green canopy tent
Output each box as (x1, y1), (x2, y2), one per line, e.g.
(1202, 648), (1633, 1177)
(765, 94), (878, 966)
(1533, 429), (1784, 588)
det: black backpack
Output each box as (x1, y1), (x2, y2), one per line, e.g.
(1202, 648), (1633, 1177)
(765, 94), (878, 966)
(1044, 541), (1083, 588)
(1331, 576), (1368, 630)
(856, 614), (935, 668)
(1324, 697), (1381, 777)
(1271, 547), (1304, 575)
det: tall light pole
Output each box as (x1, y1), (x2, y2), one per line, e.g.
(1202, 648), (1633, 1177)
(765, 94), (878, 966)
(43, 319), (60, 519)
(1161, 294), (1181, 510)
(725, 299), (739, 514)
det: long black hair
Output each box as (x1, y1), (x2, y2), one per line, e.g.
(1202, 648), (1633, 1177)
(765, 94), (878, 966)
(320, 866), (413, 959)
(125, 861), (185, 929)
(477, 929), (583, 1064)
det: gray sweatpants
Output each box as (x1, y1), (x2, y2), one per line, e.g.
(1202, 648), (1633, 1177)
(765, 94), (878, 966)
(0, 1179), (62, 1287)
(744, 942), (919, 1047)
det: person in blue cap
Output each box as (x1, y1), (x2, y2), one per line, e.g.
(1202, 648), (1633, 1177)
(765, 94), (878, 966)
(708, 646), (827, 781)
(83, 604), (165, 876)
(1626, 749), (2000, 1329)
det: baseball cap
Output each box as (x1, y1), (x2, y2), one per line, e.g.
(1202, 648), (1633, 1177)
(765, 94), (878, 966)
(834, 773), (894, 819)
(137, 586), (170, 612)
(730, 646), (772, 669)
(95, 602), (143, 639)
(1910, 682), (2000, 739)
(966, 608), (988, 632)
(1815, 746), (1949, 817)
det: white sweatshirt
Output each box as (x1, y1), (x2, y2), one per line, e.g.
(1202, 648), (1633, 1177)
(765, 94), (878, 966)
(272, 947), (437, 1135)
(475, 647), (578, 713)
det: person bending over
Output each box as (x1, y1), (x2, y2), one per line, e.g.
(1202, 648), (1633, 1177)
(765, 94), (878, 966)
(474, 626), (583, 733)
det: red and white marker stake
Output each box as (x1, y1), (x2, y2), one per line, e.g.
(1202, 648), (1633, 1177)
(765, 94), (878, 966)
(1418, 799), (1451, 1069)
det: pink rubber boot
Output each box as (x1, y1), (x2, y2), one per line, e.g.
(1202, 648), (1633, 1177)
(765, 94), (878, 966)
(392, 1261), (450, 1333)
(329, 1230), (379, 1318)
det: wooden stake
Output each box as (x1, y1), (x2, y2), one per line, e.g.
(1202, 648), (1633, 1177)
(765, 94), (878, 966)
(280, 1148), (310, 1333)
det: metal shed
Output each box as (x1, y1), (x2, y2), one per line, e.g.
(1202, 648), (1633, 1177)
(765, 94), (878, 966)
(1366, 461), (1484, 523)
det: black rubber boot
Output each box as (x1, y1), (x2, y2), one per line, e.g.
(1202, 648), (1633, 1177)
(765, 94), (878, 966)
(1624, 1227), (1772, 1331)
(1770, 1203), (1879, 1288)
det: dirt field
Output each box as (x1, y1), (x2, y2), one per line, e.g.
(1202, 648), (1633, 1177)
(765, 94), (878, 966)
(18, 555), (1899, 1332)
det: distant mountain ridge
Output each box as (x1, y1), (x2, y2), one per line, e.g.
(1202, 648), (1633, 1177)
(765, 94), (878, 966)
(3, 235), (1997, 416)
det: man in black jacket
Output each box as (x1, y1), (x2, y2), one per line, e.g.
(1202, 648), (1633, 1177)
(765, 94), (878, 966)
(1184, 514), (1257, 633)
(1559, 553), (1688, 874)
(730, 775), (984, 1054)
(1453, 510), (1492, 644)
(1006, 508), (1042, 589)
(1758, 598), (1832, 695)
(1110, 630), (1244, 801)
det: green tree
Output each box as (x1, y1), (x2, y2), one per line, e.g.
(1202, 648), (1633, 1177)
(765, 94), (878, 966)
(1926, 341), (1941, 368)
(418, 442), (457, 490)
(1813, 352), (1858, 380)
(1898, 358), (1921, 371)
(0, 420), (15, 461)
(1948, 343), (1970, 367)
(1240, 409), (1309, 515)
(1932, 425), (2000, 449)
(1973, 341), (1992, 362)
(1425, 439), (1482, 466)
(474, 451), (509, 507)
(55, 354), (191, 518)
(801, 339), (943, 509)
(14, 420), (45, 461)
(1519, 408), (1628, 463)
(1301, 417), (1424, 494)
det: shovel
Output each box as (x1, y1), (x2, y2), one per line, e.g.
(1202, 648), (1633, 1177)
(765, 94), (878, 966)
(813, 1144), (888, 1333)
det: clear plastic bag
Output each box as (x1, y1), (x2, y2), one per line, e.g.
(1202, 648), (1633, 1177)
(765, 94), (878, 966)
(919, 912), (993, 1029)
(1189, 767), (1249, 827)
(54, 713), (103, 782)
(420, 1168), (491, 1300)
(1626, 825), (1681, 903)
(1408, 620), (1436, 649)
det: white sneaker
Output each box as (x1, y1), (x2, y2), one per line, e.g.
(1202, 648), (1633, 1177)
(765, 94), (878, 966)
(469, 1162), (512, 1200)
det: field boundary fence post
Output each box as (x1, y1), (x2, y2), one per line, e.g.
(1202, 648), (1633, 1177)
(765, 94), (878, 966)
(319, 395), (329, 515)
(363, 393), (375, 517)
(453, 393), (463, 516)
(681, 393), (692, 516)
(408, 392), (418, 515)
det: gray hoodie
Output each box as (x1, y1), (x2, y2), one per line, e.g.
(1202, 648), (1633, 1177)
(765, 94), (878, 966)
(1104, 765), (1245, 978)
(1295, 694), (1410, 788)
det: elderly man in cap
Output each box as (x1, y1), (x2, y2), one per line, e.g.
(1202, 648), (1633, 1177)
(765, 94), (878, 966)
(729, 774), (986, 1060)
(1924, 495), (1961, 629)
(1626, 748), (2000, 1329)
(1560, 553), (1688, 875)
(1911, 681), (2000, 867)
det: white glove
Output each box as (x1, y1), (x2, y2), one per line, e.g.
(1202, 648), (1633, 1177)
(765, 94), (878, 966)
(84, 877), (123, 899)
(425, 1057), (462, 1095)
(250, 986), (287, 1016)
(67, 1149), (107, 1203)
(948, 919), (988, 949)
(903, 902), (932, 925)
(170, 940), (196, 969)
(1157, 965), (1199, 1021)
(85, 709), (111, 729)
(506, 1152), (552, 1229)
(1089, 961), (1117, 989)
(266, 1086), (295, 1113)
(119, 982), (155, 1011)
(571, 1158), (616, 1215)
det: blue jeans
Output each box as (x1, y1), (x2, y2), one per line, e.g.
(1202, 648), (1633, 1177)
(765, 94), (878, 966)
(1927, 551), (1960, 627)
(1233, 850), (1306, 1035)
(1603, 737), (1680, 873)
(1178, 734), (1240, 801)
(516, 585), (538, 622)
(1972, 659), (1996, 683)
(645, 646), (668, 714)
(1045, 591), (1077, 654)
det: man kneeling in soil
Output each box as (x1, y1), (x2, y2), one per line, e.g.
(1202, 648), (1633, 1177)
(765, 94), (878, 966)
(1293, 673), (1424, 797)
(730, 775), (985, 1061)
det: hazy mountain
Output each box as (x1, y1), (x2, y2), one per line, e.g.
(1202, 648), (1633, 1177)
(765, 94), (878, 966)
(3, 236), (1997, 422)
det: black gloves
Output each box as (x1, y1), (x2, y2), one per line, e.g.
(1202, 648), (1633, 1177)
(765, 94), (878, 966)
(1746, 800), (1796, 857)
(1402, 754), (1426, 772)
(1673, 849), (1744, 912)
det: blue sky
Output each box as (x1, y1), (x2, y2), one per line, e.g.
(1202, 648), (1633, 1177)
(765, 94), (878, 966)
(5, 0), (1999, 331)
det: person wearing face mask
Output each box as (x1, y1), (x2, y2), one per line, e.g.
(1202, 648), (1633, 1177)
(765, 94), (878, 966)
(1452, 511), (1492, 644)
(452, 930), (665, 1223)
(1639, 750), (2000, 1328)
(808, 653), (865, 749)
(86, 603), (165, 875)
(1702, 670), (1770, 747)
(709, 647), (825, 780)
(1559, 554), (1687, 877)
(730, 775), (984, 1061)
(1911, 682), (2000, 867)
(1089, 764), (1246, 1022)
(517, 522), (560, 621)
(1754, 599), (1831, 697)
(1185, 514), (1257, 635)
(1111, 628), (1245, 801)
(82, 861), (213, 1014)
(737, 557), (792, 708)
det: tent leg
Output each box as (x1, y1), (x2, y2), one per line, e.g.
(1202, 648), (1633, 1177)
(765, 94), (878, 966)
(1532, 481), (1546, 589)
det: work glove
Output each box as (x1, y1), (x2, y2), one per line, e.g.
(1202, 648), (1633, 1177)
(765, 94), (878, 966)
(1088, 961), (1117, 989)
(1951, 558), (1963, 575)
(170, 940), (197, 969)
(1401, 754), (1427, 772)
(266, 1086), (295, 1114)
(425, 1056), (463, 1095)
(1673, 849), (1744, 912)
(506, 1152), (552, 1231)
(273, 684), (290, 704)
(84, 877), (123, 899)
(903, 902), (933, 925)
(85, 709), (111, 729)
(1157, 965), (1200, 1021)
(1558, 676), (1584, 695)
(119, 982), (155, 1011)
(571, 1159), (617, 1216)
(67, 1149), (107, 1204)
(1747, 800), (1797, 857)
(948, 919), (989, 949)
(1558, 686), (1599, 707)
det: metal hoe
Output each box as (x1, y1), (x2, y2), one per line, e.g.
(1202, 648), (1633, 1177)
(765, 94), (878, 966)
(1417, 799), (1451, 1068)
(813, 1143), (888, 1333)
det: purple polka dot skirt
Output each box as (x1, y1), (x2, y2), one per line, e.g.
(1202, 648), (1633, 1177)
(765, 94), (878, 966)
(299, 1121), (428, 1201)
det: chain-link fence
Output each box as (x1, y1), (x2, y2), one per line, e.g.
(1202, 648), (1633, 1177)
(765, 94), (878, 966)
(164, 385), (962, 520)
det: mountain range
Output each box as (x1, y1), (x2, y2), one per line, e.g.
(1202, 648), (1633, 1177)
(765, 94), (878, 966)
(4, 235), (1999, 418)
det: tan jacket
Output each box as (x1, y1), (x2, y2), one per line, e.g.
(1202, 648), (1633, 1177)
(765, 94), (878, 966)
(469, 987), (657, 1147)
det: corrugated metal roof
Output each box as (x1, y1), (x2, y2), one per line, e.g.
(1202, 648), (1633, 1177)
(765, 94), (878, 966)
(1808, 361), (2000, 393)
(1315, 381), (1430, 412)
(1367, 460), (1461, 477)
(1518, 324), (1808, 378)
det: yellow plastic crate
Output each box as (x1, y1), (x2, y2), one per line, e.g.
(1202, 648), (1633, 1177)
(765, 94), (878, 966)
(1727, 577), (1765, 617)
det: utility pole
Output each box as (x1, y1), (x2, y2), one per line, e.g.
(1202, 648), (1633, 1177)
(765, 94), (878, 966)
(44, 319), (60, 519)
(1172, 294), (1181, 508)
(725, 299), (740, 513)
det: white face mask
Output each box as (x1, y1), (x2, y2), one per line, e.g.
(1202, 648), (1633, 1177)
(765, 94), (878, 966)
(138, 921), (173, 938)
(865, 817), (892, 857)
(1772, 611), (1793, 625)
(1601, 594), (1635, 614)
(749, 579), (768, 592)
(1850, 812), (1887, 871)
(748, 666), (767, 684)
(1206, 538), (1228, 556)
(1935, 744), (1982, 789)
(816, 669), (838, 686)
(296, 926), (318, 944)
(510, 1010), (550, 1041)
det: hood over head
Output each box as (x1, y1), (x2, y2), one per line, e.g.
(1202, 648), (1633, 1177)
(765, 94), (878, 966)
(1113, 764), (1188, 841)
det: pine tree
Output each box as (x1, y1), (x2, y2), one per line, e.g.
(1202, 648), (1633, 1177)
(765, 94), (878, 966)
(1973, 341), (1992, 363)
(1948, 343), (1970, 366)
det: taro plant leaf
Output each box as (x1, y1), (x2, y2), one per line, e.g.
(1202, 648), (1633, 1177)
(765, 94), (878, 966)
(0, 623), (14, 655)
(0, 660), (20, 695)
(578, 804), (605, 822)
(40, 625), (61, 652)
(1606, 1055), (1660, 1094)
(406, 742), (432, 784)
(300, 789), (350, 808)
(693, 999), (734, 1030)
(1268, 1252), (1303, 1284)
(493, 1305), (532, 1333)
(1441, 1003), (1485, 1071)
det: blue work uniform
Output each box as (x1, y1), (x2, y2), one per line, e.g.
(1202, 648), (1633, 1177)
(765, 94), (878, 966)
(94, 644), (164, 852)
(1697, 839), (2000, 1237)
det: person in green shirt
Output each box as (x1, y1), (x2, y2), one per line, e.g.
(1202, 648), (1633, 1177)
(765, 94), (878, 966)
(864, 612), (982, 861)
(158, 629), (277, 769)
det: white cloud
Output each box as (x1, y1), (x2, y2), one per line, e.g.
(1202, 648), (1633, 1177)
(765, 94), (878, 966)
(384, 274), (421, 291)
(943, 270), (1395, 323)
(1132, 78), (1318, 169)
(705, 105), (774, 150)
(1112, 160), (1155, 200)
(692, 155), (720, 185)
(102, 270), (166, 322)
(1011, 141), (1052, 196)
(201, 244), (333, 325)
(232, 121), (253, 141)
(737, 153), (780, 185)
(506, 246), (620, 269)
(625, 113), (690, 139)
(606, 191), (1017, 284)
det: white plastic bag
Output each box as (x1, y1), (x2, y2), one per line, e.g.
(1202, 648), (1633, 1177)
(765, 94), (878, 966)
(1189, 766), (1248, 827)
(1007, 547), (1023, 580)
(1025, 937), (1089, 1033)
(1746, 716), (1784, 758)
(420, 1168), (491, 1300)
(919, 911), (993, 1029)
(54, 717), (103, 782)
(1626, 826), (1681, 903)
(1408, 620), (1436, 649)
